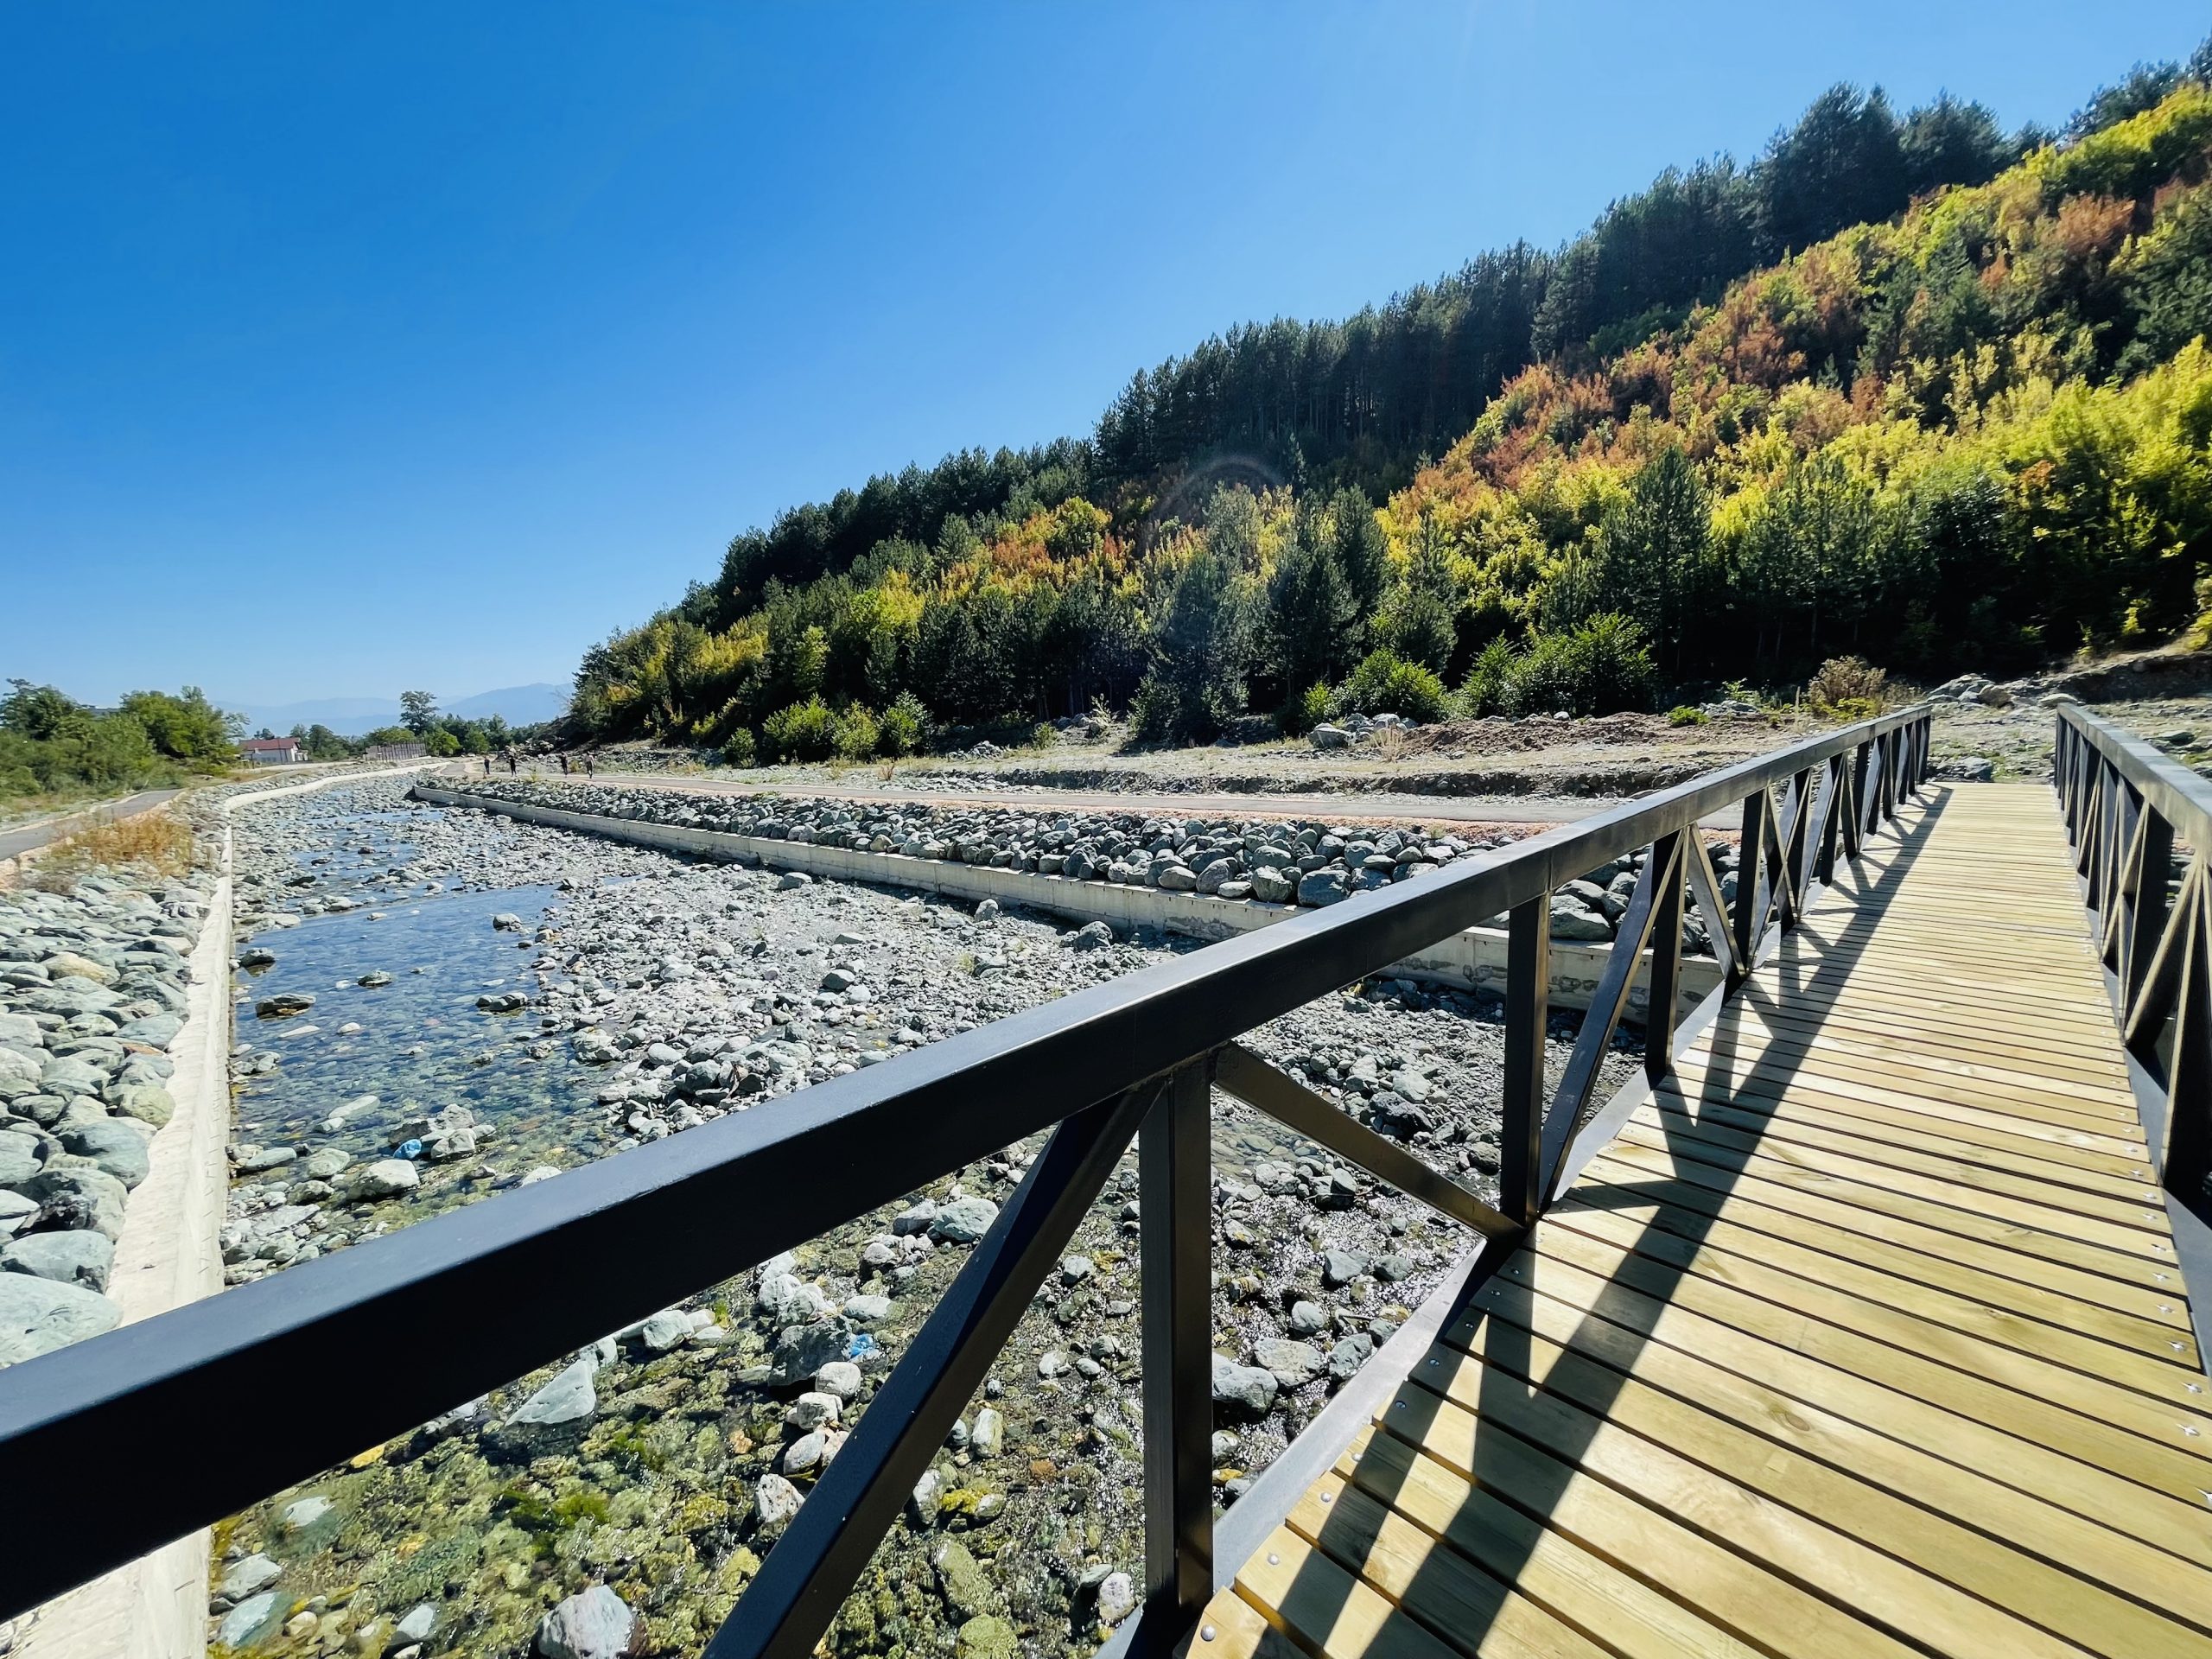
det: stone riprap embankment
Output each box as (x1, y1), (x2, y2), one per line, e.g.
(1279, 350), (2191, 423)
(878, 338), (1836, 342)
(437, 777), (1733, 955)
(0, 869), (214, 1363)
(192, 774), (1631, 1658)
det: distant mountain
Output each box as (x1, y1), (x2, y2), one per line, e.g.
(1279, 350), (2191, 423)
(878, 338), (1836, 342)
(220, 683), (568, 737)
(445, 683), (569, 726)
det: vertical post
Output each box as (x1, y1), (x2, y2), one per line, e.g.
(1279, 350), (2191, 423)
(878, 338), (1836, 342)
(2162, 889), (2212, 1198)
(1644, 832), (1686, 1080)
(1732, 789), (1767, 983)
(1141, 1061), (1212, 1630)
(1783, 766), (1816, 910)
(1498, 894), (1550, 1231)
(1844, 741), (1871, 858)
(2125, 810), (2175, 1015)
(1815, 754), (1845, 887)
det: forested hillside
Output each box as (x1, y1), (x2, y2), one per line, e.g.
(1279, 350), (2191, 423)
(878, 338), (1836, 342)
(573, 49), (2212, 760)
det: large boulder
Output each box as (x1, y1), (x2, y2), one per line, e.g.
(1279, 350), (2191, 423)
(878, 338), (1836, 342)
(58, 1119), (151, 1188)
(0, 1272), (118, 1363)
(1547, 894), (1611, 941)
(2, 1229), (115, 1291)
(1297, 869), (1350, 907)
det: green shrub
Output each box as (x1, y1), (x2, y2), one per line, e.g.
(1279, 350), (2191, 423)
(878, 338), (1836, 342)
(761, 696), (835, 762)
(880, 691), (929, 757)
(1279, 680), (1332, 736)
(1566, 613), (1658, 713)
(1806, 655), (1889, 713)
(830, 703), (880, 762)
(1667, 704), (1708, 727)
(1027, 721), (1058, 751)
(1501, 614), (1658, 716)
(1128, 674), (1180, 741)
(1337, 650), (1452, 722)
(1827, 695), (1882, 721)
(1459, 637), (1516, 716)
(719, 729), (758, 767)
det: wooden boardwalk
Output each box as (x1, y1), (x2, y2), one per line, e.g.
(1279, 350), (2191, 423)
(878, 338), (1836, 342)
(1201, 783), (2212, 1659)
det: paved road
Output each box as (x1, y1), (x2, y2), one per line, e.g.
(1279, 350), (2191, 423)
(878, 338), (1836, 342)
(516, 766), (1724, 831)
(0, 789), (182, 862)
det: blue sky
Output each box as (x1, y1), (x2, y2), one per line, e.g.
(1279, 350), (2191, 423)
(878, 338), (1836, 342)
(3, 2), (2204, 709)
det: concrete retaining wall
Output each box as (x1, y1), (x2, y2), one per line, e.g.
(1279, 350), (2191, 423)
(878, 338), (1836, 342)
(415, 785), (1720, 1019)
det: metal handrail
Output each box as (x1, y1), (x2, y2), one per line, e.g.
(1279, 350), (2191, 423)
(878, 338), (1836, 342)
(0, 702), (1932, 1649)
(2055, 702), (2212, 1199)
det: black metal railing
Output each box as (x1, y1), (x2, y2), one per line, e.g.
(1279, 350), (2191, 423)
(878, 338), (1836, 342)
(0, 703), (1931, 1653)
(2056, 702), (2212, 1211)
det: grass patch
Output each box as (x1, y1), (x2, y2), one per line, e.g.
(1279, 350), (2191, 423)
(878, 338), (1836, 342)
(29, 807), (198, 888)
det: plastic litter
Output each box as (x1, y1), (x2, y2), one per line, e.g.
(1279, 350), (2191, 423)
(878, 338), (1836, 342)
(397, 1138), (424, 1159)
(844, 1332), (880, 1362)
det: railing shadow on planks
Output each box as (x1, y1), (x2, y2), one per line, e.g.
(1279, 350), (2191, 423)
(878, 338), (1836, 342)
(2056, 701), (2212, 1299)
(0, 704), (1933, 1657)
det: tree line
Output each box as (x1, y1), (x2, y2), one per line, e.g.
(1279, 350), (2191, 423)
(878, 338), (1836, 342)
(573, 44), (2212, 760)
(0, 682), (240, 801)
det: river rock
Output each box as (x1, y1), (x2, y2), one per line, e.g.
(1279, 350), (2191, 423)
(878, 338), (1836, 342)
(394, 1602), (440, 1647)
(254, 993), (315, 1018)
(347, 1158), (418, 1199)
(217, 1592), (285, 1649)
(1096, 1570), (1136, 1626)
(755, 1472), (803, 1535)
(495, 1357), (598, 1453)
(1210, 1353), (1279, 1418)
(536, 1585), (640, 1659)
(219, 1553), (283, 1599)
(930, 1196), (999, 1243)
(1252, 1338), (1325, 1388)
(45, 951), (115, 986)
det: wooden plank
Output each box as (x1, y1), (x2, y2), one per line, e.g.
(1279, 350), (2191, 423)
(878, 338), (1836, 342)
(1471, 1243), (2212, 1563)
(1719, 999), (2135, 1075)
(1554, 1168), (2202, 1396)
(1283, 1478), (1613, 1659)
(1651, 1085), (2160, 1196)
(1589, 1134), (2180, 1298)
(1346, 1423), (1918, 1659)
(1634, 1096), (2171, 1236)
(1537, 1201), (2212, 1458)
(1320, 1443), (1757, 1659)
(1390, 1357), (2091, 1659)
(1667, 1052), (2152, 1164)
(1567, 1156), (2193, 1332)
(1608, 1116), (2178, 1266)
(1572, 1158), (2195, 1359)
(1195, 1590), (1310, 1659)
(1230, 1524), (1484, 1659)
(1435, 1303), (2212, 1652)
(1705, 1014), (2137, 1090)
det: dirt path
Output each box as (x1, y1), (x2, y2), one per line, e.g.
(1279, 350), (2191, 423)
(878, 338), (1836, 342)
(0, 787), (181, 861)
